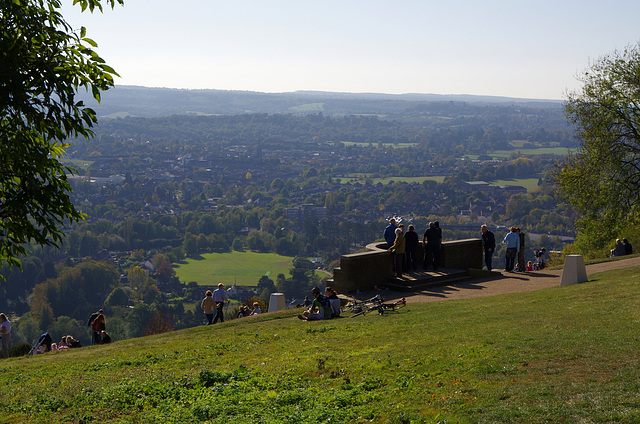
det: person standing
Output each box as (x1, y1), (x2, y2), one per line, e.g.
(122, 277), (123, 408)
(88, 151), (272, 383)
(433, 221), (443, 270)
(423, 222), (442, 271)
(404, 224), (419, 271)
(481, 225), (496, 271)
(212, 283), (230, 324)
(502, 227), (520, 272)
(516, 227), (526, 272)
(388, 228), (405, 277)
(92, 313), (106, 344)
(0, 313), (11, 358)
(383, 218), (398, 249)
(201, 290), (216, 325)
(88, 308), (104, 345)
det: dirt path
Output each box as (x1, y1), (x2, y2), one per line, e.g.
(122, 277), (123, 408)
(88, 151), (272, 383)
(374, 256), (640, 304)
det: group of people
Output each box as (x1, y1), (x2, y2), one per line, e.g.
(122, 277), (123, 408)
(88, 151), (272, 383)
(384, 218), (443, 278)
(482, 225), (546, 272)
(35, 334), (82, 354)
(237, 302), (262, 318)
(298, 286), (340, 321)
(611, 238), (633, 257)
(201, 283), (231, 325)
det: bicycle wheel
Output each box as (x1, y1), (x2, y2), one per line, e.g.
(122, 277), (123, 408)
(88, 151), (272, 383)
(389, 302), (406, 312)
(350, 305), (377, 318)
(384, 298), (407, 313)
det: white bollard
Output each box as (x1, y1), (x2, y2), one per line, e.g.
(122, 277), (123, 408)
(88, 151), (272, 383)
(560, 255), (588, 286)
(268, 293), (286, 312)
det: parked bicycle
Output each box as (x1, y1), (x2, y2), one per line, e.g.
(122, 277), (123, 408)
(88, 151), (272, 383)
(341, 294), (384, 315)
(342, 295), (407, 317)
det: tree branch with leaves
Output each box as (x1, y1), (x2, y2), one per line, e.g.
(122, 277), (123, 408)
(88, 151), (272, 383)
(0, 0), (123, 270)
(554, 42), (640, 249)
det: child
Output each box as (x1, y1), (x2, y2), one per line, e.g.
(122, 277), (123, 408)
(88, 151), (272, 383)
(250, 302), (261, 315)
(526, 261), (533, 271)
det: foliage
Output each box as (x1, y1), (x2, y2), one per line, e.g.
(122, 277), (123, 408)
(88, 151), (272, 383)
(555, 42), (640, 252)
(0, 0), (123, 271)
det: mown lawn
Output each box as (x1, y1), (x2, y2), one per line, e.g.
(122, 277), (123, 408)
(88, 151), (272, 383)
(335, 174), (446, 185)
(173, 251), (294, 287)
(490, 177), (541, 192)
(4, 266), (640, 423)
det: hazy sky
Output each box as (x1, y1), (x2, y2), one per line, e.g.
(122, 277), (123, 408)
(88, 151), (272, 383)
(63, 1), (640, 100)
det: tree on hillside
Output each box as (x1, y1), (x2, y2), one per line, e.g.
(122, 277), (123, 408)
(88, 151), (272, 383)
(0, 0), (123, 271)
(554, 43), (640, 249)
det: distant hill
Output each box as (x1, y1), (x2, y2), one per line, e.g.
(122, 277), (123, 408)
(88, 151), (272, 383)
(79, 85), (562, 119)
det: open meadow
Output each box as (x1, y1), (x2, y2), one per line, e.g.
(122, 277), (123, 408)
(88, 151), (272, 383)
(173, 251), (293, 287)
(4, 265), (640, 423)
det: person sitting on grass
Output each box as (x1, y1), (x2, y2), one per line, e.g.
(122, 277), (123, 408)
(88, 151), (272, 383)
(250, 302), (261, 315)
(237, 305), (251, 318)
(325, 286), (341, 318)
(299, 287), (327, 321)
(611, 239), (626, 257)
(100, 330), (112, 344)
(58, 336), (69, 349)
(67, 336), (82, 348)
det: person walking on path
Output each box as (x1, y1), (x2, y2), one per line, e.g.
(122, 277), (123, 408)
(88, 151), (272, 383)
(212, 283), (230, 324)
(502, 227), (520, 272)
(201, 290), (216, 325)
(481, 225), (496, 271)
(0, 313), (11, 358)
(388, 227), (406, 277)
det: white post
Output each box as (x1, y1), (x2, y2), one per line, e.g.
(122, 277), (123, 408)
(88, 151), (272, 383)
(268, 293), (286, 312)
(560, 255), (588, 286)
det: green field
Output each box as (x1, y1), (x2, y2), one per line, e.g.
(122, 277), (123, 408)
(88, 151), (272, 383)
(335, 174), (446, 184)
(61, 159), (94, 171)
(465, 147), (576, 159)
(490, 177), (541, 192)
(5, 263), (640, 422)
(334, 141), (419, 148)
(173, 251), (293, 287)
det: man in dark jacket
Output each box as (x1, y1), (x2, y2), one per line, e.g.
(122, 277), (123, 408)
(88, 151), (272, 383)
(481, 225), (496, 271)
(423, 222), (442, 271)
(404, 224), (419, 271)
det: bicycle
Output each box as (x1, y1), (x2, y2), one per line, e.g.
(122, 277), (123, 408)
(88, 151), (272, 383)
(350, 297), (407, 317)
(341, 294), (384, 315)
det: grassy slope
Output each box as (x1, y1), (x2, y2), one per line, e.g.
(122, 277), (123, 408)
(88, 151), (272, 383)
(173, 251), (293, 287)
(4, 266), (640, 423)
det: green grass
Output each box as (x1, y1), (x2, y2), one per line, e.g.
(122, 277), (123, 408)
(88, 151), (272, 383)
(173, 251), (293, 286)
(490, 177), (541, 192)
(333, 141), (419, 148)
(465, 147), (576, 159)
(61, 159), (95, 171)
(5, 265), (640, 423)
(335, 174), (446, 184)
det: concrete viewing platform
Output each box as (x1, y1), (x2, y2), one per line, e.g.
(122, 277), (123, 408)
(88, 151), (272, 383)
(385, 268), (501, 292)
(330, 238), (485, 294)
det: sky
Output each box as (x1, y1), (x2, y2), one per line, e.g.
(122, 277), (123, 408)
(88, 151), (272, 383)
(62, 0), (640, 100)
